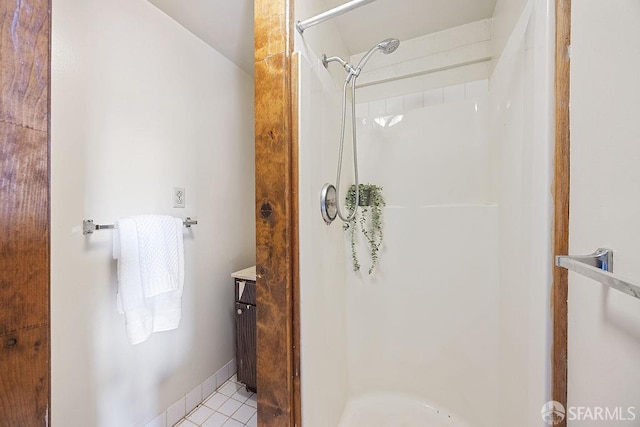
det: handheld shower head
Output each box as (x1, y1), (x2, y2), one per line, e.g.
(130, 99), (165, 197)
(354, 38), (400, 75)
(322, 38), (400, 83)
(377, 38), (400, 54)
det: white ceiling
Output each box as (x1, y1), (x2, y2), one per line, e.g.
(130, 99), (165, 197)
(147, 0), (255, 73)
(147, 0), (497, 75)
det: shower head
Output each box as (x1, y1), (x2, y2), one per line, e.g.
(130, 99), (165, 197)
(377, 38), (400, 54)
(354, 38), (400, 75)
(322, 37), (400, 83)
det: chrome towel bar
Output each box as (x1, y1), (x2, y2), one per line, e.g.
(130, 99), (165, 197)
(82, 217), (198, 235)
(556, 248), (640, 299)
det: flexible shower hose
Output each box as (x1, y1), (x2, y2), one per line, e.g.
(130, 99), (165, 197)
(335, 77), (360, 222)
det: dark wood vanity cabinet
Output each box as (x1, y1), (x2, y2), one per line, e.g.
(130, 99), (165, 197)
(235, 277), (257, 392)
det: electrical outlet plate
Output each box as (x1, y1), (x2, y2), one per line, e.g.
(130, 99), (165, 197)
(173, 187), (185, 208)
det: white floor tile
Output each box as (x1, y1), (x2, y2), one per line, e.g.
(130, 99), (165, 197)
(217, 398), (242, 417)
(231, 404), (256, 424)
(222, 419), (243, 427)
(187, 405), (214, 425)
(218, 381), (242, 397)
(201, 412), (230, 427)
(245, 394), (257, 408)
(230, 388), (252, 403)
(175, 420), (197, 427)
(245, 413), (257, 427)
(204, 392), (229, 410)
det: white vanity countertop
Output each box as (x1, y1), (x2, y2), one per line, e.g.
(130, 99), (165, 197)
(231, 265), (256, 281)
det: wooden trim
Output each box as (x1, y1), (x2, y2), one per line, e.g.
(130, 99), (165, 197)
(553, 0), (571, 422)
(254, 0), (288, 63)
(0, 0), (51, 424)
(290, 52), (301, 427)
(254, 0), (298, 425)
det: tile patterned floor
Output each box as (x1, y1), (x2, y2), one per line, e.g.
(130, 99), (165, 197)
(175, 375), (257, 427)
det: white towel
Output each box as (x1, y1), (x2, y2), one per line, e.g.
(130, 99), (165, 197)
(113, 215), (185, 344)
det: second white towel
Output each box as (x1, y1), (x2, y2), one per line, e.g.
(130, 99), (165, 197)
(113, 215), (185, 344)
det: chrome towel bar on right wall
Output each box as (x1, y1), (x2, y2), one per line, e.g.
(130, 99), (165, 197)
(556, 248), (640, 300)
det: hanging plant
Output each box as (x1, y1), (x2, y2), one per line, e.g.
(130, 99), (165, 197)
(343, 183), (385, 275)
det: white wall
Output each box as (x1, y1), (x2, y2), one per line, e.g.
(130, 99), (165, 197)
(489, 0), (553, 425)
(51, 0), (255, 426)
(569, 1), (640, 424)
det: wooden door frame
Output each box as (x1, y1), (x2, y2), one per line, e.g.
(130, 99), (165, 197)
(0, 0), (51, 425)
(553, 0), (571, 423)
(254, 0), (301, 425)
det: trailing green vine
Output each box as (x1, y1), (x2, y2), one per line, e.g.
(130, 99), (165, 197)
(343, 184), (385, 275)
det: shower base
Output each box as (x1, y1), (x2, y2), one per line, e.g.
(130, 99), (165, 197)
(337, 393), (472, 427)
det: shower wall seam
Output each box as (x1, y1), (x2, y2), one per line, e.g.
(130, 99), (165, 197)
(355, 57), (492, 89)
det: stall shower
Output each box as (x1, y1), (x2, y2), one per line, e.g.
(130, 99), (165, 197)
(296, 0), (554, 425)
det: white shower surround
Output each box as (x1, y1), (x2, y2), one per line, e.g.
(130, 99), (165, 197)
(343, 83), (497, 425)
(296, 0), (553, 425)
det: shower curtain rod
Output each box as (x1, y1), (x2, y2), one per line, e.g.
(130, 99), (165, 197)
(296, 0), (376, 34)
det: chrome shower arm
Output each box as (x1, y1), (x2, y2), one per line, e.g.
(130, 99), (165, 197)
(322, 54), (359, 83)
(322, 54), (357, 75)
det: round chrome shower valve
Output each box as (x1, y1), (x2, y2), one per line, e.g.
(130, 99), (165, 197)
(320, 183), (338, 224)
